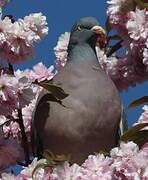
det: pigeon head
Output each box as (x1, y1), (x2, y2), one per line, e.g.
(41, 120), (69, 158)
(67, 17), (106, 62)
(68, 17), (106, 49)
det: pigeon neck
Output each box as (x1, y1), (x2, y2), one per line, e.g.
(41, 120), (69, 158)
(67, 43), (98, 63)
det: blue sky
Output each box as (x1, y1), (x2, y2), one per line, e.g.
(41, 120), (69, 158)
(3, 1), (148, 129)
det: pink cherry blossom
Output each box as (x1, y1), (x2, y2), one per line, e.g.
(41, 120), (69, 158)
(54, 32), (70, 71)
(29, 62), (54, 82)
(1, 117), (20, 139)
(106, 4), (148, 91)
(16, 158), (52, 180)
(107, 0), (131, 44)
(126, 8), (147, 41)
(0, 70), (37, 141)
(0, 67), (39, 141)
(81, 154), (113, 180)
(143, 46), (148, 69)
(14, 69), (36, 109)
(51, 161), (82, 180)
(1, 99), (36, 142)
(131, 151), (148, 178)
(0, 130), (24, 170)
(134, 105), (148, 131)
(23, 13), (48, 40)
(0, 15), (34, 64)
(0, 73), (18, 116)
(110, 141), (139, 159)
(141, 143), (148, 158)
(126, 8), (148, 68)
(0, 12), (48, 64)
(96, 46), (148, 92)
(1, 158), (51, 179)
(2, 141), (148, 179)
(21, 99), (36, 141)
(106, 2), (148, 91)
(0, 173), (15, 180)
(111, 141), (148, 179)
(137, 105), (148, 125)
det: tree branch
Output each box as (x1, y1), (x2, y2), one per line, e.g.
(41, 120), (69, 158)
(8, 63), (14, 75)
(17, 109), (30, 165)
(106, 40), (123, 57)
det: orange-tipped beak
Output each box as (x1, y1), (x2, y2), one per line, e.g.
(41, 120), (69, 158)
(91, 26), (106, 36)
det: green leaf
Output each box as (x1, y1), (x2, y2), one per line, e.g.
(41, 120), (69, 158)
(120, 123), (148, 142)
(110, 34), (122, 40)
(126, 96), (148, 109)
(43, 150), (78, 165)
(32, 163), (52, 179)
(34, 79), (69, 100)
(54, 154), (69, 162)
(125, 130), (148, 148)
(105, 17), (112, 33)
(135, 0), (148, 9)
(43, 150), (55, 161)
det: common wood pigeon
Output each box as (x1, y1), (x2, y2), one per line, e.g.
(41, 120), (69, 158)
(31, 17), (127, 163)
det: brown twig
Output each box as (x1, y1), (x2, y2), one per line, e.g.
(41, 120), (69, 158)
(7, 63), (30, 165)
(106, 40), (123, 57)
(17, 109), (30, 165)
(8, 63), (14, 75)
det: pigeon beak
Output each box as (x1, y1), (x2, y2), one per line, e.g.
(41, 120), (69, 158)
(91, 26), (106, 36)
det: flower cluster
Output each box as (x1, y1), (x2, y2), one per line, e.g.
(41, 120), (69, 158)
(1, 99), (36, 141)
(0, 130), (24, 170)
(0, 0), (54, 173)
(1, 141), (148, 179)
(0, 61), (54, 132)
(0, 6), (50, 170)
(29, 62), (54, 83)
(54, 32), (70, 71)
(0, 62), (54, 168)
(133, 105), (148, 132)
(0, 74), (19, 116)
(95, 46), (148, 92)
(0, 12), (48, 64)
(106, 0), (148, 91)
(0, 70), (36, 117)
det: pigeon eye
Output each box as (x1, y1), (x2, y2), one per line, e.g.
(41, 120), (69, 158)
(77, 26), (82, 31)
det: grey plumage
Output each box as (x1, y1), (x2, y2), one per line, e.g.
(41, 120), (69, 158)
(31, 17), (125, 163)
